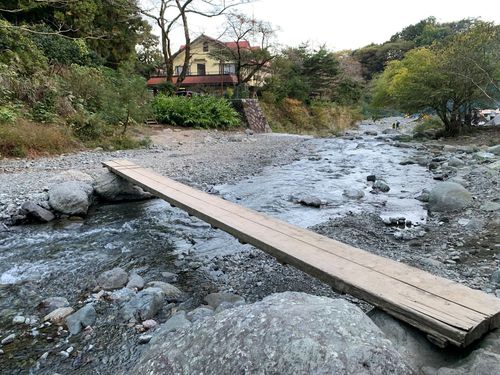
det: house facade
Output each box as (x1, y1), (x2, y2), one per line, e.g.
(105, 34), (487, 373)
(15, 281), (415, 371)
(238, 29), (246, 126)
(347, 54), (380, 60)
(147, 34), (263, 95)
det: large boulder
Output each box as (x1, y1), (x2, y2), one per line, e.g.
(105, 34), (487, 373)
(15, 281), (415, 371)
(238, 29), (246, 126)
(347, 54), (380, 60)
(48, 181), (93, 215)
(428, 182), (473, 212)
(134, 292), (412, 374)
(93, 172), (152, 202)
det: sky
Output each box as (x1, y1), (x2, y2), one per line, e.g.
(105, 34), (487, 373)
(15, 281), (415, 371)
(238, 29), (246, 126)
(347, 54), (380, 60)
(143, 0), (500, 51)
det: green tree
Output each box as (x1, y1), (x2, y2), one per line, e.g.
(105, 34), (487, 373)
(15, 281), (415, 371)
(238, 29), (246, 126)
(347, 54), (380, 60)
(371, 22), (500, 135)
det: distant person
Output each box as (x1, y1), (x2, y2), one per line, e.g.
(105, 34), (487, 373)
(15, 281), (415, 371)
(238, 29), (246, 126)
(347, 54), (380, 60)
(396, 121), (400, 129)
(392, 122), (396, 129)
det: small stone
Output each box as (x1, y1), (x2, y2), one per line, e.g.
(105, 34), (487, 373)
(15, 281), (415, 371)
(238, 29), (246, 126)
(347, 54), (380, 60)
(43, 307), (74, 325)
(66, 346), (74, 354)
(126, 273), (145, 290)
(65, 304), (96, 335)
(97, 267), (128, 290)
(366, 175), (377, 182)
(297, 196), (322, 208)
(138, 334), (152, 344)
(39, 352), (49, 361)
(58, 351), (70, 358)
(142, 319), (158, 329)
(145, 281), (184, 301)
(12, 315), (25, 324)
(372, 180), (390, 192)
(1, 334), (15, 345)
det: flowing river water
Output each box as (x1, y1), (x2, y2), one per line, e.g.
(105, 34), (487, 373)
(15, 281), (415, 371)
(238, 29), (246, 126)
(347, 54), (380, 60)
(0, 130), (437, 373)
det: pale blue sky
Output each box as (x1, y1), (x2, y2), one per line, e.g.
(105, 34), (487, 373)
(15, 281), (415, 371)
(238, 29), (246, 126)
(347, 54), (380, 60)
(143, 0), (500, 51)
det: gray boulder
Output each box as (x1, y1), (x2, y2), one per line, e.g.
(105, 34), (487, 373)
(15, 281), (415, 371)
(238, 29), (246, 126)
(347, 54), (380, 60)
(297, 196), (322, 208)
(134, 292), (412, 374)
(343, 188), (365, 199)
(97, 267), (128, 290)
(447, 157), (465, 168)
(428, 182), (473, 212)
(21, 202), (55, 223)
(373, 179), (390, 192)
(126, 273), (145, 290)
(121, 287), (165, 322)
(48, 181), (93, 215)
(65, 304), (96, 335)
(145, 281), (183, 302)
(94, 172), (152, 202)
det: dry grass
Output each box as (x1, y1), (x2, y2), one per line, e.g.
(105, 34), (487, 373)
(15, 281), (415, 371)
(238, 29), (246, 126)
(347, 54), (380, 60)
(0, 119), (79, 158)
(261, 99), (361, 136)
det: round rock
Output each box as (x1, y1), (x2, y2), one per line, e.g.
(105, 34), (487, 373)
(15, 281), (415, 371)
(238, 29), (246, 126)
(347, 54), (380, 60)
(134, 292), (411, 374)
(428, 182), (473, 212)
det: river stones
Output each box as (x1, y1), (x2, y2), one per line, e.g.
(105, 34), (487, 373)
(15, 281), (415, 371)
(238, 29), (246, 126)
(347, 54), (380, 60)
(135, 292), (412, 374)
(428, 182), (473, 212)
(48, 181), (93, 215)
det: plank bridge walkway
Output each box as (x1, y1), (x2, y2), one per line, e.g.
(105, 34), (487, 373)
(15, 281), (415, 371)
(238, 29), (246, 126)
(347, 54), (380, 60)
(104, 159), (500, 348)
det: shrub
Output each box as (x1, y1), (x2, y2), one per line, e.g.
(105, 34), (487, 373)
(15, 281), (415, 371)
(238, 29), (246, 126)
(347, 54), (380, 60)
(0, 106), (17, 124)
(152, 94), (240, 128)
(0, 119), (77, 158)
(413, 115), (445, 139)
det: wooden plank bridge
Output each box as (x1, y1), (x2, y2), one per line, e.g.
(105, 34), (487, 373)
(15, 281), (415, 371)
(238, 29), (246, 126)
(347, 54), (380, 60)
(104, 159), (500, 348)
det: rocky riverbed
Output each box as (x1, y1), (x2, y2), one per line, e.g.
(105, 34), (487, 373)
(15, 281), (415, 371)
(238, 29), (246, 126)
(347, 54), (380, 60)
(0, 122), (500, 374)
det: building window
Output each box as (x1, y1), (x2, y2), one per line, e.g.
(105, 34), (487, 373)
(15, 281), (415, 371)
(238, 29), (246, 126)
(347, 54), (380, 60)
(222, 63), (236, 74)
(175, 66), (183, 75)
(197, 63), (206, 76)
(203, 42), (209, 52)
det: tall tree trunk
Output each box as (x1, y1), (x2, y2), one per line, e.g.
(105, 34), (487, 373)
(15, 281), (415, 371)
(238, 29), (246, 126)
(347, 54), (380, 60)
(176, 1), (191, 87)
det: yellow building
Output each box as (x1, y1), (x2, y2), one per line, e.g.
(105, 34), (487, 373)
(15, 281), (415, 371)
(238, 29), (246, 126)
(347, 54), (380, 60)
(147, 34), (264, 94)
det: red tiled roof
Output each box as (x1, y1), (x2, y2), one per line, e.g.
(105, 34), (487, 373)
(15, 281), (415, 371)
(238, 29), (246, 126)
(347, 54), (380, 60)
(224, 41), (251, 49)
(147, 75), (238, 87)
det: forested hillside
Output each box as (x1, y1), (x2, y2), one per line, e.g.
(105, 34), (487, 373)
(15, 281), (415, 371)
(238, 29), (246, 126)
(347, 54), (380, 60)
(0, 0), (155, 157)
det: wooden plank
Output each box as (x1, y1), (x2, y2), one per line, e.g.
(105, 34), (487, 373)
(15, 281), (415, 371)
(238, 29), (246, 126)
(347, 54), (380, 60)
(103, 159), (500, 347)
